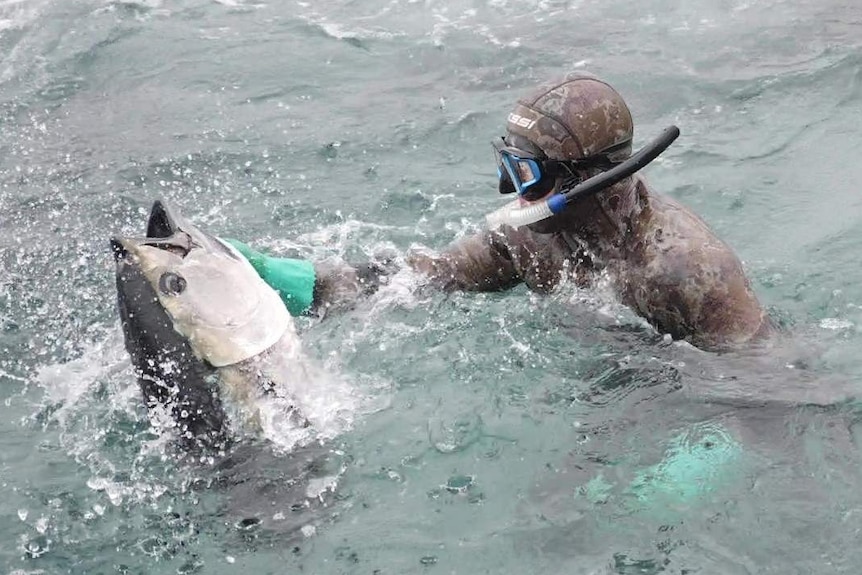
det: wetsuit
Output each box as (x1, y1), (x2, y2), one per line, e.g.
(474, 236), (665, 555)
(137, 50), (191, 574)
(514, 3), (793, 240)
(409, 175), (773, 350)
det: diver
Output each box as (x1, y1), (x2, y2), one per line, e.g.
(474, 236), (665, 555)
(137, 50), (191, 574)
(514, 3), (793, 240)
(229, 71), (775, 350)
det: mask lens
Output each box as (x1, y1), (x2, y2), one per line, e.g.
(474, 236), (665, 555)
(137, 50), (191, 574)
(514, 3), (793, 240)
(502, 154), (541, 195)
(514, 160), (538, 186)
(492, 144), (508, 184)
(494, 145), (515, 194)
(498, 176), (516, 195)
(492, 138), (545, 197)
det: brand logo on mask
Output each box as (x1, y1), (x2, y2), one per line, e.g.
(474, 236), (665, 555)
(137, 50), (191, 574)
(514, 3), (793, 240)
(508, 113), (537, 129)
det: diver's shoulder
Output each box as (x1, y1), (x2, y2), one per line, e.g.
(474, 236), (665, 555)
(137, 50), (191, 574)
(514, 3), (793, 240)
(637, 181), (730, 242)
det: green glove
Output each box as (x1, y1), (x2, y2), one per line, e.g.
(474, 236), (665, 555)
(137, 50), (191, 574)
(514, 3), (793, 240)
(222, 238), (316, 317)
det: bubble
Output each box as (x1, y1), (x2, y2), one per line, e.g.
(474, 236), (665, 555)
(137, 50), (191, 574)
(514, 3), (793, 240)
(24, 535), (50, 559)
(234, 517), (261, 532)
(35, 516), (49, 534)
(177, 558), (205, 574)
(427, 411), (483, 454)
(444, 474), (474, 494)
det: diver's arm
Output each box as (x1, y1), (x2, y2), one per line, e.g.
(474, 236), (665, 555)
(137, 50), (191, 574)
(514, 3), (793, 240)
(309, 259), (394, 316)
(224, 238), (398, 317)
(407, 230), (521, 292)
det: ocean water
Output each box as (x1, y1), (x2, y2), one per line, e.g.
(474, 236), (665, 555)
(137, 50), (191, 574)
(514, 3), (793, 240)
(2, 0), (862, 572)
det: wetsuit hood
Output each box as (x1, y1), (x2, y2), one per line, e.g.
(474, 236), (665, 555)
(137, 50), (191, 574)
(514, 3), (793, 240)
(505, 71), (634, 163)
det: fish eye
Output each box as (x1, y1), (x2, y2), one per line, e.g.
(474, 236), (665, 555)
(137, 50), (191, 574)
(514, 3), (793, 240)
(158, 272), (187, 296)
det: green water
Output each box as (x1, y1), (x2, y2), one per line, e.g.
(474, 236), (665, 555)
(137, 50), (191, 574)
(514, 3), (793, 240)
(2, 0), (862, 572)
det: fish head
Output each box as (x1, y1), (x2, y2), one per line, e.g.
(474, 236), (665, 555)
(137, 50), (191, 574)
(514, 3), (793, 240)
(112, 199), (293, 368)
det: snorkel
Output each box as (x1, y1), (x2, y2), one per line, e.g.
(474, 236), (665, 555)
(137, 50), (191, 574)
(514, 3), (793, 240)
(486, 125), (680, 229)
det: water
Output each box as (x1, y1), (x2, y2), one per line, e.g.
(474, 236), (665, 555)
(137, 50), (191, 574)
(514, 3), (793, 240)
(2, 0), (862, 572)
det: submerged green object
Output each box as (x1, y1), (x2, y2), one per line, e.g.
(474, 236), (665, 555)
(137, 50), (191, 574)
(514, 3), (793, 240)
(222, 238), (316, 317)
(575, 422), (743, 515)
(627, 422), (742, 504)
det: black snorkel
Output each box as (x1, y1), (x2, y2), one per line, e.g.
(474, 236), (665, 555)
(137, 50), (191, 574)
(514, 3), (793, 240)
(486, 125), (680, 229)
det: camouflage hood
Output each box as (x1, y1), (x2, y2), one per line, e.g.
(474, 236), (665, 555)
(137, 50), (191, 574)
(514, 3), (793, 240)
(506, 71), (634, 162)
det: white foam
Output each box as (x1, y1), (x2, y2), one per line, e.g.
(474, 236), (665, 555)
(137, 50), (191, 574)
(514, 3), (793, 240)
(0, 0), (40, 32)
(297, 10), (405, 42)
(34, 327), (133, 427)
(217, 329), (360, 452)
(306, 473), (339, 500)
(292, 218), (402, 258)
(0, 0), (48, 83)
(819, 317), (854, 331)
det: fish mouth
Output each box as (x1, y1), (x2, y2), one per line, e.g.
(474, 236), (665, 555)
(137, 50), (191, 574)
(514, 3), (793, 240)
(111, 200), (194, 262)
(146, 199), (179, 239)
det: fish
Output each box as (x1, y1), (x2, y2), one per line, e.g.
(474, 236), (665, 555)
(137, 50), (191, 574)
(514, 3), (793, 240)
(110, 199), (318, 451)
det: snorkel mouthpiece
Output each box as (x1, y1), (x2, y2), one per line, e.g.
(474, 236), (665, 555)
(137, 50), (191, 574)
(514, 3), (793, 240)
(486, 194), (567, 230)
(486, 125), (680, 229)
